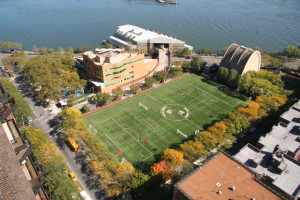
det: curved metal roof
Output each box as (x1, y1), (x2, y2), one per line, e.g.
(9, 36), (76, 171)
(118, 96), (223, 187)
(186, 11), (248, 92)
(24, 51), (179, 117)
(220, 43), (261, 74)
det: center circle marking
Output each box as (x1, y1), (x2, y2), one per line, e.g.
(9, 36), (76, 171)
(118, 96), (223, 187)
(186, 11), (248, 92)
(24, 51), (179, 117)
(161, 104), (190, 121)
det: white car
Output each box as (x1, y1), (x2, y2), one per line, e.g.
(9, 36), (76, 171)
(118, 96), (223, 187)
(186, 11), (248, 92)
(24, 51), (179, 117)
(80, 190), (92, 200)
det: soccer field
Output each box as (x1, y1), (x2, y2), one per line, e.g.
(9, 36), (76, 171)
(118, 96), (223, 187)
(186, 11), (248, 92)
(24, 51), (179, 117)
(83, 74), (245, 164)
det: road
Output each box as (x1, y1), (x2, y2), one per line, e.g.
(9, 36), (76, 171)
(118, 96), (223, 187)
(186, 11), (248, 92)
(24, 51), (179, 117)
(11, 73), (102, 200)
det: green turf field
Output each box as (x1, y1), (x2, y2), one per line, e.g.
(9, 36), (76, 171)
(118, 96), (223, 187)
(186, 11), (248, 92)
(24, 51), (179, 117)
(83, 74), (245, 164)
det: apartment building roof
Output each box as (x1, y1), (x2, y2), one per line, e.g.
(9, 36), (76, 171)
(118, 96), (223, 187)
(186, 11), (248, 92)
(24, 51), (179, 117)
(0, 125), (35, 200)
(175, 152), (281, 200)
(234, 100), (300, 199)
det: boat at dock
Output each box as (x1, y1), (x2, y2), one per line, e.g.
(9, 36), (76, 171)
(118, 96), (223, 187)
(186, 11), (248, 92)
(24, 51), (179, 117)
(157, 0), (178, 5)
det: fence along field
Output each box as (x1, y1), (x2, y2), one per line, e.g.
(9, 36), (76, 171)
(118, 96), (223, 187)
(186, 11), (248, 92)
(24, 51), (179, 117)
(83, 74), (245, 164)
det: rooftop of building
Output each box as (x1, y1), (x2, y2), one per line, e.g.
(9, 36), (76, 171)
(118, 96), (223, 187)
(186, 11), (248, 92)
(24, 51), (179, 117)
(0, 124), (36, 200)
(114, 24), (185, 44)
(175, 152), (281, 200)
(281, 100), (300, 122)
(234, 100), (300, 198)
(82, 49), (141, 65)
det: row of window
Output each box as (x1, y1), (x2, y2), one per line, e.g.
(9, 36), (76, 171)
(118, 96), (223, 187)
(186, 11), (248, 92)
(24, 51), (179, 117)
(104, 68), (126, 77)
(104, 71), (134, 83)
(104, 76), (134, 88)
(103, 58), (143, 72)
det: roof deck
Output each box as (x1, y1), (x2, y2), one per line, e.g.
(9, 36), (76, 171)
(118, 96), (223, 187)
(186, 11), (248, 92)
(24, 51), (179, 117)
(175, 153), (281, 200)
(83, 50), (140, 65)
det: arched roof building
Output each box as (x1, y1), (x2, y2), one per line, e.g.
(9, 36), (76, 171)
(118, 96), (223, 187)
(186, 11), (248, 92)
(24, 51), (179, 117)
(220, 43), (261, 74)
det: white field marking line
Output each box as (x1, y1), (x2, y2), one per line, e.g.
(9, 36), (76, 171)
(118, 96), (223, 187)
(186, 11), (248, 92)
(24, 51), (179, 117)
(231, 101), (244, 108)
(87, 129), (119, 162)
(125, 127), (151, 159)
(84, 74), (194, 119)
(147, 94), (202, 129)
(88, 127), (122, 153)
(94, 118), (114, 126)
(191, 84), (232, 106)
(111, 118), (153, 157)
(125, 128), (140, 144)
(142, 154), (154, 161)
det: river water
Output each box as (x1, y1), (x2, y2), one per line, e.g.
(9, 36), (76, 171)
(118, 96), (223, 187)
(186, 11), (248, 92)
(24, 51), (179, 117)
(0, 0), (299, 51)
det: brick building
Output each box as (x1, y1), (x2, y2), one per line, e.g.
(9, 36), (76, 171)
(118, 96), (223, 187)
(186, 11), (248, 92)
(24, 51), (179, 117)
(77, 49), (158, 93)
(0, 81), (48, 200)
(174, 152), (283, 200)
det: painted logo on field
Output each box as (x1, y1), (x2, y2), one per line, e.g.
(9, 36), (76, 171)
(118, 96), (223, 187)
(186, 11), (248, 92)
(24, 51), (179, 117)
(161, 104), (190, 121)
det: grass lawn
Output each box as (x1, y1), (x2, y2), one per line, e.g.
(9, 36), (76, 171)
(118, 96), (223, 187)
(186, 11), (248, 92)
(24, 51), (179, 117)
(83, 74), (245, 164)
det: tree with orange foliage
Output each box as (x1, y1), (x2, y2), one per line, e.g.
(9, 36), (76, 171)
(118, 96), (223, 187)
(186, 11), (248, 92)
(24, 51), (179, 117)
(197, 131), (218, 150)
(237, 101), (259, 121)
(207, 121), (227, 142)
(162, 149), (185, 167)
(151, 160), (174, 180)
(179, 140), (207, 162)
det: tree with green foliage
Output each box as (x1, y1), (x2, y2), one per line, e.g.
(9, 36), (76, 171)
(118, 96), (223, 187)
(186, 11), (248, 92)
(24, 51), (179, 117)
(197, 131), (218, 150)
(267, 57), (284, 68)
(25, 127), (83, 200)
(200, 47), (216, 55)
(153, 70), (168, 83)
(217, 67), (229, 83)
(179, 140), (207, 162)
(181, 47), (191, 56)
(97, 92), (111, 105)
(228, 68), (239, 88)
(130, 83), (141, 94)
(144, 77), (156, 88)
(182, 61), (190, 72)
(24, 52), (86, 103)
(238, 70), (288, 97)
(221, 47), (228, 54)
(112, 87), (124, 100)
(81, 104), (90, 113)
(2, 56), (14, 77)
(172, 161), (194, 183)
(76, 46), (83, 53)
(12, 51), (27, 69)
(283, 46), (300, 58)
(190, 56), (205, 73)
(0, 78), (32, 126)
(67, 94), (77, 107)
(169, 67), (183, 77)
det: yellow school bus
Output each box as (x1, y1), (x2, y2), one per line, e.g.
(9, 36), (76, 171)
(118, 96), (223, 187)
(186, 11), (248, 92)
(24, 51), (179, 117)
(67, 138), (79, 151)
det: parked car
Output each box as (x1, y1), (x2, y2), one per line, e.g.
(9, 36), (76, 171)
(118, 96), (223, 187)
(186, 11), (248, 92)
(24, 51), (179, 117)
(69, 172), (78, 182)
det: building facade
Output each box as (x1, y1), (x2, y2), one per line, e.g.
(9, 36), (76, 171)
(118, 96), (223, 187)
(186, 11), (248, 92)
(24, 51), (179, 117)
(0, 82), (48, 200)
(220, 43), (261, 75)
(108, 24), (193, 52)
(78, 49), (158, 93)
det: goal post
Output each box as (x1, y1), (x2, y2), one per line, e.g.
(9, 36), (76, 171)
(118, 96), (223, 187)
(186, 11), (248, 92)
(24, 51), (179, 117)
(88, 124), (97, 135)
(121, 157), (128, 163)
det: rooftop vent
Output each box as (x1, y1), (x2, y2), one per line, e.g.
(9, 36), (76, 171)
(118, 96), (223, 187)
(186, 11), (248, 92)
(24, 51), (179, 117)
(217, 191), (222, 195)
(251, 198), (255, 200)
(231, 186), (235, 191)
